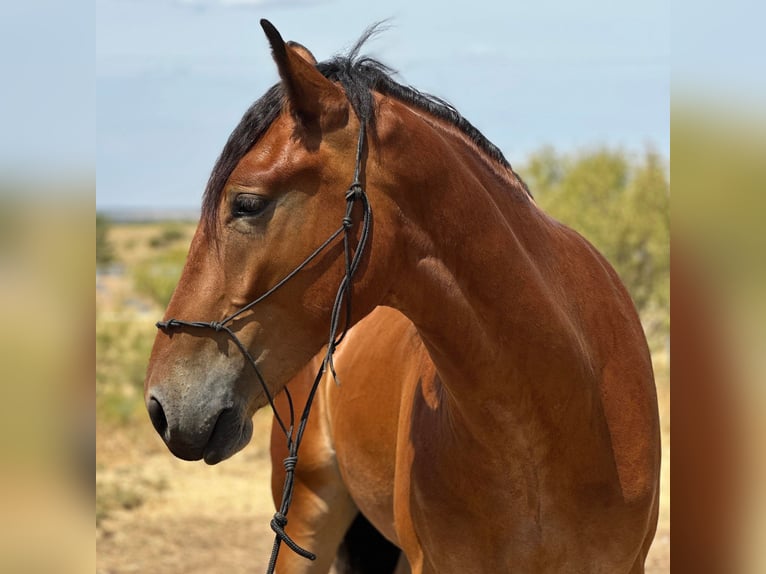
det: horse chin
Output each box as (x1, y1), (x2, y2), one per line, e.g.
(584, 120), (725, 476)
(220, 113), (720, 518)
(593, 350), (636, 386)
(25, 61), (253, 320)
(202, 410), (254, 465)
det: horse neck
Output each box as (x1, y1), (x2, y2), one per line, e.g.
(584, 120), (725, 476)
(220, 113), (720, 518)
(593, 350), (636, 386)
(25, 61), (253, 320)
(376, 101), (597, 426)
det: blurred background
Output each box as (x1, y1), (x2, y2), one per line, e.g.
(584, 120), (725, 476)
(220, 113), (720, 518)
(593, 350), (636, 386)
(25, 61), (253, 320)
(2, 0), (763, 572)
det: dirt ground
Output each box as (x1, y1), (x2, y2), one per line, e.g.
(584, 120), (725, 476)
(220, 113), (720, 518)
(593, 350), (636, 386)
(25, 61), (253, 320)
(97, 410), (280, 573)
(96, 408), (669, 574)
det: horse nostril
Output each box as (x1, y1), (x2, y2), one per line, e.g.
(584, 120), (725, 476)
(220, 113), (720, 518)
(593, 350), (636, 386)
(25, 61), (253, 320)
(147, 396), (168, 437)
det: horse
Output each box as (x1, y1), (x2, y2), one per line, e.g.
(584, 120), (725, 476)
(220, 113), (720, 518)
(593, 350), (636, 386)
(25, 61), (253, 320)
(144, 20), (661, 573)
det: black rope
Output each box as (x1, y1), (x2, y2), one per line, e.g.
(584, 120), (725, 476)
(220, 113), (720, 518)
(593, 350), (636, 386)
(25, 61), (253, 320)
(156, 122), (369, 572)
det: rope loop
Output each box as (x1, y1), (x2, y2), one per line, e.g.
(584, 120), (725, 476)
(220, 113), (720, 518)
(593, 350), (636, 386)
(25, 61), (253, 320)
(270, 512), (317, 560)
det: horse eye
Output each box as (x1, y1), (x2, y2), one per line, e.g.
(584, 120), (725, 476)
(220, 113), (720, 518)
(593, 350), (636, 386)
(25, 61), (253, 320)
(232, 193), (270, 218)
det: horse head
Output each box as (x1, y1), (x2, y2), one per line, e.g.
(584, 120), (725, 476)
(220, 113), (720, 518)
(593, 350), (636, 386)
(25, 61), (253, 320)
(144, 21), (402, 464)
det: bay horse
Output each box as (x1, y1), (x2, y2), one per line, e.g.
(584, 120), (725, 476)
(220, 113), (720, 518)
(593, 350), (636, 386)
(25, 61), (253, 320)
(145, 20), (660, 573)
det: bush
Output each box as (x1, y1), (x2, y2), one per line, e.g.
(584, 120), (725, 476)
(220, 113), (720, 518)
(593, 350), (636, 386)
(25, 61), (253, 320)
(522, 147), (669, 338)
(96, 319), (155, 425)
(148, 224), (186, 249)
(131, 247), (188, 308)
(96, 214), (116, 267)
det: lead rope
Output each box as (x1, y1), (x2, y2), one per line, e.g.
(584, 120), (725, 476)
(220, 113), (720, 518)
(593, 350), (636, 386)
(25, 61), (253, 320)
(156, 122), (369, 572)
(267, 179), (370, 573)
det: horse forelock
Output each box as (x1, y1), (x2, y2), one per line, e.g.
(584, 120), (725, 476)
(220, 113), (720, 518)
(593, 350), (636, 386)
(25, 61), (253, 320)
(200, 24), (531, 236)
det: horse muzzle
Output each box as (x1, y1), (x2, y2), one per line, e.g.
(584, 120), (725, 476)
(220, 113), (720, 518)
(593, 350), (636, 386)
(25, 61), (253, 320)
(146, 387), (253, 464)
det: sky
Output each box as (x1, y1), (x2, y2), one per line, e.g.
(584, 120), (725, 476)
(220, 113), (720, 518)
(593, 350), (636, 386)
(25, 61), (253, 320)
(1, 2), (92, 179)
(96, 0), (670, 210)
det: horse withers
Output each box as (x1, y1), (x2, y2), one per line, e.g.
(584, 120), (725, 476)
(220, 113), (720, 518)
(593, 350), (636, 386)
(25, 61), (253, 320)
(145, 20), (660, 573)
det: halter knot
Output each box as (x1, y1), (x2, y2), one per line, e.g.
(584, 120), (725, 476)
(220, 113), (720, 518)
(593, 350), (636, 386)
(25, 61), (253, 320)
(156, 319), (176, 331)
(283, 455), (298, 472)
(345, 184), (363, 201)
(271, 512), (287, 528)
(210, 321), (224, 332)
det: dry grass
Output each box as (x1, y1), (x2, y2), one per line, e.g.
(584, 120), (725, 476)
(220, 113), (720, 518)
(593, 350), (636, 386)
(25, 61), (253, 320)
(647, 349), (670, 572)
(107, 222), (195, 269)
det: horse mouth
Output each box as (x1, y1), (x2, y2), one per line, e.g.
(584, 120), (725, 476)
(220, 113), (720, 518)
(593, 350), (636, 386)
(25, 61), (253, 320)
(202, 408), (254, 465)
(146, 386), (255, 464)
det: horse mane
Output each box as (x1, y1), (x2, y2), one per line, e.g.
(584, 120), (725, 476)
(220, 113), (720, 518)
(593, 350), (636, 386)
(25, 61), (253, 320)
(201, 24), (530, 231)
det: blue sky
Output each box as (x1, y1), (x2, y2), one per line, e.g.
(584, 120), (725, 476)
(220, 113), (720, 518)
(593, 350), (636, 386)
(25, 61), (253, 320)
(96, 0), (669, 210)
(1, 2), (92, 178)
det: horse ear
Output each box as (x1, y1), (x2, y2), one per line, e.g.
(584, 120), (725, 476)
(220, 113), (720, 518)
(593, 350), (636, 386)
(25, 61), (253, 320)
(286, 41), (317, 65)
(260, 19), (347, 127)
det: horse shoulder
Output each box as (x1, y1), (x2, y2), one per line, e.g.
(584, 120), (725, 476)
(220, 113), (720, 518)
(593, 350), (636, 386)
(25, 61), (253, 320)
(562, 226), (662, 508)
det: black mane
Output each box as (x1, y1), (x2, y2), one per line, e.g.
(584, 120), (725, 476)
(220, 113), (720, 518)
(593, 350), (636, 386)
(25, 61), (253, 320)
(202, 27), (529, 229)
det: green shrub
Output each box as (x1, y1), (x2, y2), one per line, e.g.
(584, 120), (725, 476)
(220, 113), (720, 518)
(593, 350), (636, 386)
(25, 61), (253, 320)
(131, 247), (188, 308)
(96, 214), (116, 267)
(148, 224), (187, 249)
(96, 319), (155, 425)
(522, 147), (669, 340)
